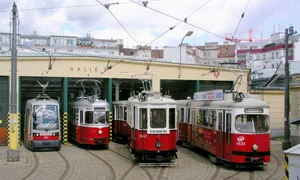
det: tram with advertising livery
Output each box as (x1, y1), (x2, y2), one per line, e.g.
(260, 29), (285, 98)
(176, 89), (270, 168)
(24, 81), (61, 151)
(112, 80), (178, 165)
(68, 79), (110, 148)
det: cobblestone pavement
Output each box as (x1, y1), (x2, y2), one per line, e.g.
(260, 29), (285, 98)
(0, 140), (286, 180)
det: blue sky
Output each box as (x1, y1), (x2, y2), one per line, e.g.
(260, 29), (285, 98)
(0, 0), (299, 48)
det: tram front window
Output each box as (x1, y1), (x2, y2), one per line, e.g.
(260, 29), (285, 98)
(235, 115), (269, 133)
(94, 110), (107, 124)
(33, 105), (59, 130)
(150, 109), (166, 128)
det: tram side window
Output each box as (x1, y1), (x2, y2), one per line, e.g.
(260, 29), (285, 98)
(139, 108), (147, 129)
(127, 105), (132, 127)
(124, 106), (127, 121)
(180, 108), (184, 123)
(85, 111), (93, 124)
(106, 111), (110, 123)
(218, 112), (223, 142)
(201, 109), (208, 126)
(197, 109), (202, 124)
(114, 106), (119, 120)
(191, 109), (195, 125)
(80, 110), (83, 124)
(119, 106), (124, 120)
(26, 108), (31, 130)
(176, 109), (180, 123)
(75, 109), (79, 124)
(187, 108), (191, 123)
(226, 113), (231, 144)
(209, 110), (216, 128)
(169, 108), (176, 129)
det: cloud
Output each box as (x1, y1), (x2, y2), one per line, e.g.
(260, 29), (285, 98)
(0, 0), (299, 48)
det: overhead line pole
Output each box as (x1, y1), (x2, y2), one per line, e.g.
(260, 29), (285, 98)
(7, 2), (20, 162)
(282, 26), (297, 150)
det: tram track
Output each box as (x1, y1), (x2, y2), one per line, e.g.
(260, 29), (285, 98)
(108, 143), (155, 180)
(86, 150), (117, 180)
(4, 140), (283, 180)
(21, 151), (39, 180)
(57, 151), (70, 180)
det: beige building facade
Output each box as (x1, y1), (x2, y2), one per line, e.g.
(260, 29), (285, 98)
(0, 55), (290, 143)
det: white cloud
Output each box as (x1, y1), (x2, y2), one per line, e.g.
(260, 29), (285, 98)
(1, 0), (299, 48)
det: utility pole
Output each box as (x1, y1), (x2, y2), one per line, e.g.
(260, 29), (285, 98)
(282, 26), (297, 150)
(7, 2), (20, 162)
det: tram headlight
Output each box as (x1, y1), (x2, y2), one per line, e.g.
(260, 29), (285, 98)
(155, 141), (162, 148)
(252, 144), (259, 151)
(98, 129), (102, 135)
(33, 133), (40, 137)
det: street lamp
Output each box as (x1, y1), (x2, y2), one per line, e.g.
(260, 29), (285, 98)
(178, 31), (193, 79)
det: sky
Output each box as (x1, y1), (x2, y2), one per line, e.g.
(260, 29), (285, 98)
(0, 0), (299, 49)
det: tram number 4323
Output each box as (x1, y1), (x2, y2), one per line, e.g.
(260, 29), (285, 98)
(236, 141), (246, 146)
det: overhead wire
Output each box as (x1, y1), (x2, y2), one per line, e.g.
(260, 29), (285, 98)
(129, 0), (224, 40)
(96, 0), (153, 75)
(127, 0), (214, 75)
(231, 0), (251, 39)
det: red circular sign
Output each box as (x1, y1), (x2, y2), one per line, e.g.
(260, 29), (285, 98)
(214, 70), (220, 78)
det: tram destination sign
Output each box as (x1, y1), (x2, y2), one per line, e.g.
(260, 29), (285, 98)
(193, 89), (223, 101)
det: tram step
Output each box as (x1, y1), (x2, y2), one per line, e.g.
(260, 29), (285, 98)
(138, 162), (176, 167)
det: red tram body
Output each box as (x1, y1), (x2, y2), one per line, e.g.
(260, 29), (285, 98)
(68, 80), (110, 147)
(113, 90), (178, 164)
(177, 89), (270, 167)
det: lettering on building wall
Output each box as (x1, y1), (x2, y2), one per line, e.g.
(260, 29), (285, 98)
(70, 67), (98, 72)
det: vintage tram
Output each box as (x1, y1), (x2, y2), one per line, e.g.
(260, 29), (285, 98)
(68, 79), (110, 148)
(24, 82), (61, 151)
(112, 80), (178, 165)
(176, 89), (270, 167)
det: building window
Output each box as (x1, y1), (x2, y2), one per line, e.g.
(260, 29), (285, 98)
(276, 52), (278, 58)
(256, 55), (260, 60)
(109, 51), (114, 55)
(263, 54), (265, 60)
(54, 39), (61, 45)
(67, 49), (73, 52)
(271, 53), (274, 59)
(67, 39), (73, 45)
(272, 64), (274, 69)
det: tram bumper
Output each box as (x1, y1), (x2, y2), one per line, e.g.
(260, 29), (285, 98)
(31, 140), (61, 150)
(93, 138), (109, 144)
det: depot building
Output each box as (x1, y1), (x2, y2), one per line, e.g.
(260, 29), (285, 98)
(0, 55), (286, 145)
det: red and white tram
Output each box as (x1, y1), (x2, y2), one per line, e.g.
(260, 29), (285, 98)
(177, 89), (270, 167)
(68, 79), (110, 148)
(113, 82), (178, 164)
(24, 82), (61, 151)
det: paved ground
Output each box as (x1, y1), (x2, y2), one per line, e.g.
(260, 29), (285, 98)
(0, 140), (287, 180)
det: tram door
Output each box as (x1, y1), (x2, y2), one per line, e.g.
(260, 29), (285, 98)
(216, 109), (232, 159)
(186, 107), (192, 143)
